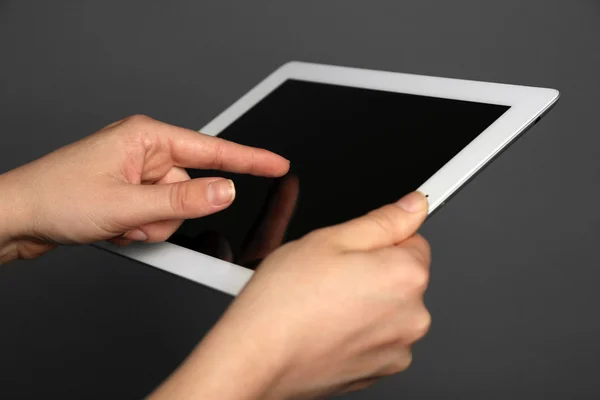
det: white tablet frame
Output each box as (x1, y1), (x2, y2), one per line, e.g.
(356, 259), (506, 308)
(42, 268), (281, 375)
(96, 61), (559, 296)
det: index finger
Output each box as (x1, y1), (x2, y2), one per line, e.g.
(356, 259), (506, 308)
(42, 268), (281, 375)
(152, 118), (290, 177)
(396, 233), (431, 268)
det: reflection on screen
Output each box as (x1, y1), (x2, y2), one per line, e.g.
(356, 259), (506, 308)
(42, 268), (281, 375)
(169, 80), (509, 269)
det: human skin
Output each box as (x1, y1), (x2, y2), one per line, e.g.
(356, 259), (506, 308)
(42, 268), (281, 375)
(0, 115), (431, 399)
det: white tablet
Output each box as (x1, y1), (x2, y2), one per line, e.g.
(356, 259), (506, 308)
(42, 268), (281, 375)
(96, 61), (559, 296)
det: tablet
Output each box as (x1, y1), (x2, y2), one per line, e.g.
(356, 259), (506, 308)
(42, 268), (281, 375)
(96, 61), (559, 296)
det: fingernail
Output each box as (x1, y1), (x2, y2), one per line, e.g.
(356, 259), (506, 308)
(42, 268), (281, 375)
(207, 179), (235, 206)
(396, 192), (427, 212)
(125, 229), (148, 241)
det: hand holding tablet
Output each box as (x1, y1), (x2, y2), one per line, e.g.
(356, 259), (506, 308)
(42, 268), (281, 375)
(151, 191), (431, 400)
(0, 61), (559, 398)
(0, 113), (432, 398)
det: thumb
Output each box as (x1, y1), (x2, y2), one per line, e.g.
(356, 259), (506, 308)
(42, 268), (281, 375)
(124, 177), (236, 226)
(331, 192), (428, 251)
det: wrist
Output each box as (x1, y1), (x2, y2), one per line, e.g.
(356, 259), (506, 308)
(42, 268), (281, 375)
(0, 170), (34, 261)
(149, 312), (291, 400)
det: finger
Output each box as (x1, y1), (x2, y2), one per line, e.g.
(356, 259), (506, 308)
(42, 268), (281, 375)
(402, 305), (432, 345)
(108, 237), (133, 246)
(239, 174), (299, 263)
(123, 219), (184, 243)
(340, 378), (379, 394)
(101, 117), (129, 131)
(138, 116), (290, 177)
(121, 166), (189, 241)
(155, 166), (191, 185)
(330, 192), (428, 251)
(344, 345), (412, 383)
(396, 233), (431, 268)
(367, 245), (430, 299)
(122, 177), (236, 226)
(376, 347), (413, 376)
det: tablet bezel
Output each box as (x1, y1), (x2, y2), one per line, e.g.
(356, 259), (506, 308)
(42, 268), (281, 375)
(95, 61), (559, 296)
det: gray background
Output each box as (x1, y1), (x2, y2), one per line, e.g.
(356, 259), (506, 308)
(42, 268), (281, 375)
(0, 0), (598, 398)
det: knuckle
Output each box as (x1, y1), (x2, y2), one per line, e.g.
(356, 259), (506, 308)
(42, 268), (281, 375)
(376, 248), (401, 275)
(114, 115), (156, 143)
(386, 351), (413, 375)
(387, 251), (429, 294)
(124, 114), (153, 126)
(208, 139), (227, 171)
(401, 308), (431, 345)
(412, 234), (431, 262)
(408, 264), (430, 293)
(398, 353), (413, 372)
(347, 379), (378, 393)
(411, 309), (432, 340)
(304, 226), (338, 248)
(367, 208), (401, 236)
(146, 228), (174, 243)
(244, 148), (260, 175)
(109, 114), (155, 146)
(169, 183), (192, 215)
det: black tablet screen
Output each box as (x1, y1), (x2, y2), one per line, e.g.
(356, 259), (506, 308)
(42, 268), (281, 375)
(168, 79), (509, 269)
